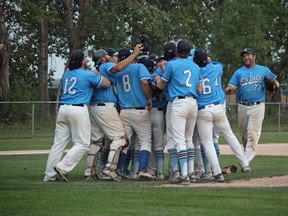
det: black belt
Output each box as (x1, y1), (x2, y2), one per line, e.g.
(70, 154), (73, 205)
(177, 96), (196, 99)
(239, 101), (261, 106)
(122, 107), (146, 110)
(157, 108), (163, 111)
(60, 104), (85, 107)
(198, 101), (221, 110)
(95, 103), (106, 106)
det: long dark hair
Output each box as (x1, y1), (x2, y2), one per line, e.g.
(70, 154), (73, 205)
(68, 50), (84, 70)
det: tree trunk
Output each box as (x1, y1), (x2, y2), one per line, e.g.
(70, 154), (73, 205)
(0, 7), (10, 99)
(38, 18), (49, 116)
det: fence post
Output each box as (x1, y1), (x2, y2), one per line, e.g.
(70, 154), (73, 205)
(32, 103), (35, 138)
(278, 103), (281, 132)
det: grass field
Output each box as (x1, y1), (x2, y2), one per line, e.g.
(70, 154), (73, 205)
(0, 131), (288, 215)
(0, 153), (288, 215)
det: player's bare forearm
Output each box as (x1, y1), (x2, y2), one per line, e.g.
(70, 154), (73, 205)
(142, 80), (152, 109)
(111, 44), (143, 73)
(155, 75), (166, 90)
(91, 68), (101, 75)
(102, 77), (111, 88)
(225, 85), (237, 95)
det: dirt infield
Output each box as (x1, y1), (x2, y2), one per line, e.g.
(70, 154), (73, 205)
(1, 143), (287, 156)
(161, 175), (288, 188)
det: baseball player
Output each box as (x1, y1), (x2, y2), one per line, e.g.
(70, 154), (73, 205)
(84, 45), (143, 181)
(152, 43), (180, 182)
(105, 48), (118, 63)
(156, 40), (201, 184)
(144, 58), (167, 180)
(195, 48), (251, 182)
(43, 50), (111, 182)
(225, 48), (280, 163)
(108, 47), (155, 180)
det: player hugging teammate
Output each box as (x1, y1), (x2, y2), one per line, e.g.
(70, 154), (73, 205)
(44, 35), (279, 184)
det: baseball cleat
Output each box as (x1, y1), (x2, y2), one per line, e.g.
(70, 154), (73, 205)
(213, 173), (225, 182)
(198, 172), (213, 180)
(188, 172), (196, 183)
(54, 166), (68, 183)
(168, 171), (182, 184)
(102, 168), (121, 182)
(129, 173), (139, 180)
(157, 173), (165, 181)
(138, 171), (156, 180)
(178, 176), (190, 185)
(44, 177), (62, 182)
(241, 166), (251, 173)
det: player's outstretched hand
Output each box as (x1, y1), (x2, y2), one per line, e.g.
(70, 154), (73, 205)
(133, 44), (144, 57)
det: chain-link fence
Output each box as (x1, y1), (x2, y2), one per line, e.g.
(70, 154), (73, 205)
(0, 101), (287, 139)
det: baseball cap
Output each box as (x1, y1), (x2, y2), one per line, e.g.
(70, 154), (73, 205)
(118, 48), (132, 61)
(105, 48), (116, 57)
(177, 40), (191, 56)
(70, 50), (84, 62)
(148, 53), (159, 62)
(142, 58), (154, 73)
(156, 55), (165, 64)
(164, 42), (176, 60)
(193, 48), (208, 67)
(240, 48), (255, 57)
(92, 49), (107, 66)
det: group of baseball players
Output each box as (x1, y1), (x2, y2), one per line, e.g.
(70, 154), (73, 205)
(43, 38), (280, 184)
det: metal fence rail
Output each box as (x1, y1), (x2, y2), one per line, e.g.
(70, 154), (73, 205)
(0, 101), (287, 139)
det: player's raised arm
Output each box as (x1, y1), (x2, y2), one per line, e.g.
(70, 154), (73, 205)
(111, 44), (143, 73)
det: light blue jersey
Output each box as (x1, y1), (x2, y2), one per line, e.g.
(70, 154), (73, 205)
(60, 68), (104, 105)
(150, 68), (168, 111)
(161, 58), (200, 102)
(197, 63), (223, 108)
(109, 63), (151, 109)
(90, 62), (117, 104)
(228, 65), (277, 102)
(211, 61), (226, 104)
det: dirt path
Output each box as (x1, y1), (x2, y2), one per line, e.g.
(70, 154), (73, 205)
(1, 143), (288, 156)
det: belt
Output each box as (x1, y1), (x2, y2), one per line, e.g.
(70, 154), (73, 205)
(60, 104), (85, 107)
(177, 96), (196, 100)
(91, 103), (116, 107)
(198, 101), (221, 110)
(157, 108), (163, 111)
(95, 103), (106, 106)
(122, 107), (146, 110)
(239, 101), (261, 106)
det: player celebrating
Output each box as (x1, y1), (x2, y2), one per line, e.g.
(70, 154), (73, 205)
(43, 50), (111, 182)
(225, 48), (279, 162)
(195, 48), (251, 182)
(108, 47), (155, 180)
(156, 40), (201, 184)
(84, 45), (143, 181)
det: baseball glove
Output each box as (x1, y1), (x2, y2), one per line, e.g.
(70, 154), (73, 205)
(222, 165), (237, 174)
(264, 76), (278, 93)
(135, 34), (151, 53)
